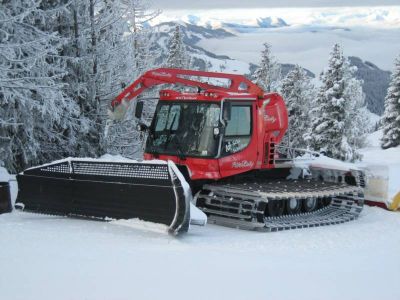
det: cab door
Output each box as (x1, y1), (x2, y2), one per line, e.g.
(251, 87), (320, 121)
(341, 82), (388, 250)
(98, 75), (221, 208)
(218, 101), (258, 178)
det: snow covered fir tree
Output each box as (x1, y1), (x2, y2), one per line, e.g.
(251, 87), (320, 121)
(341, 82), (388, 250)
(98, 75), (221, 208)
(280, 65), (316, 149)
(381, 54), (400, 149)
(252, 43), (281, 92)
(106, 24), (191, 160)
(101, 0), (160, 159)
(0, 0), (160, 171)
(305, 44), (369, 161)
(0, 0), (82, 172)
(165, 25), (190, 69)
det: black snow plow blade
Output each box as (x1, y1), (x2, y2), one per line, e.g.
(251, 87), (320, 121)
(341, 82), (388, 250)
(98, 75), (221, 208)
(15, 159), (190, 235)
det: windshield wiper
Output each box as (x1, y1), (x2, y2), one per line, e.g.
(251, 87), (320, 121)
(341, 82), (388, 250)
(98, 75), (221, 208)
(163, 113), (178, 150)
(171, 139), (186, 160)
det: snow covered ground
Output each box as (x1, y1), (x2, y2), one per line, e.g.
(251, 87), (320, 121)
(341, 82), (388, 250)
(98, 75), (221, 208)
(0, 205), (399, 300)
(1, 155), (400, 300)
(1, 130), (399, 300)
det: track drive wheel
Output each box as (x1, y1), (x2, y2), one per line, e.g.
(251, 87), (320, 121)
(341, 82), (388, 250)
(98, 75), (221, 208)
(266, 200), (285, 217)
(321, 197), (332, 207)
(286, 198), (302, 214)
(303, 197), (318, 212)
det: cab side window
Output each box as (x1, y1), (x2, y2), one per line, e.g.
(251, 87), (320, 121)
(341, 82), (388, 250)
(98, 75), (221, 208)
(222, 105), (251, 156)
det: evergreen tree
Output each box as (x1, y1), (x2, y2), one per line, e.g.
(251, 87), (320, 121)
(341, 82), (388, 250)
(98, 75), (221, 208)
(128, 0), (161, 75)
(280, 65), (316, 149)
(102, 0), (160, 159)
(305, 44), (367, 161)
(62, 0), (141, 157)
(343, 70), (370, 156)
(0, 0), (81, 172)
(165, 25), (189, 69)
(0, 0), (161, 170)
(252, 43), (281, 92)
(381, 54), (400, 149)
(50, 0), (159, 159)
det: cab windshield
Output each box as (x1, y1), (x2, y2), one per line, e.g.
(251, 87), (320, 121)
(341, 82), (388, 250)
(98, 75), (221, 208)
(146, 102), (221, 157)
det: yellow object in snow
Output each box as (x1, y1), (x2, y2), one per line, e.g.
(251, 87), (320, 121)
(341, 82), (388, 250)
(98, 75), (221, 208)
(389, 192), (400, 211)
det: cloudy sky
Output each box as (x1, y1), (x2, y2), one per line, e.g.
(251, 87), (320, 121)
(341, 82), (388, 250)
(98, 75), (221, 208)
(150, 0), (400, 72)
(152, 0), (399, 10)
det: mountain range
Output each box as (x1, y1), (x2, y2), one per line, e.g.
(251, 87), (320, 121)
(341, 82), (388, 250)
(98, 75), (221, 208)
(152, 21), (390, 115)
(348, 56), (391, 115)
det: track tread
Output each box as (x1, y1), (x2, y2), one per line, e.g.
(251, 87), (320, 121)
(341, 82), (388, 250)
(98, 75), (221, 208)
(195, 179), (364, 231)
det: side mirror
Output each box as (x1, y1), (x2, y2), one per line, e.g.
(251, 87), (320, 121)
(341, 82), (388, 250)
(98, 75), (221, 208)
(136, 122), (148, 132)
(135, 101), (144, 119)
(223, 102), (231, 121)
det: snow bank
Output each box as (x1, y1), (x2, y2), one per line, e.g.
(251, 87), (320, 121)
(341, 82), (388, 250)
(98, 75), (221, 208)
(290, 131), (399, 208)
(365, 129), (384, 147)
(294, 153), (359, 172)
(190, 203), (207, 226)
(109, 205), (206, 234)
(359, 130), (400, 206)
(110, 218), (169, 234)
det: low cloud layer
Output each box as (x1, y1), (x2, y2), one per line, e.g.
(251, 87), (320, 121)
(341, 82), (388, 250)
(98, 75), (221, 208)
(152, 0), (399, 10)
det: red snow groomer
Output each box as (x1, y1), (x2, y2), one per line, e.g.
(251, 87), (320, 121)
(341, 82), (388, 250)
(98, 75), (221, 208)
(16, 69), (365, 235)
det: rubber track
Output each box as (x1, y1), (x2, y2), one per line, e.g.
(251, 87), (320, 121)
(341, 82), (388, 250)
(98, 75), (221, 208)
(195, 179), (364, 231)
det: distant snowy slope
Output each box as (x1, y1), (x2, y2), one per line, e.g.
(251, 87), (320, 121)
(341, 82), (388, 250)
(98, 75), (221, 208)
(152, 21), (313, 77)
(365, 129), (383, 147)
(156, 21), (235, 43)
(364, 108), (381, 128)
(349, 56), (391, 115)
(151, 22), (254, 74)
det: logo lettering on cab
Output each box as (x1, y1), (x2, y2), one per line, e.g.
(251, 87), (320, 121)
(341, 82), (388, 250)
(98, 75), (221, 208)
(232, 160), (254, 169)
(264, 114), (277, 123)
(151, 71), (172, 78)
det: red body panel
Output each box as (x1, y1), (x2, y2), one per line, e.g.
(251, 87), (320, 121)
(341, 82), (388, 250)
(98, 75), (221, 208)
(112, 68), (288, 182)
(144, 92), (288, 181)
(143, 153), (221, 180)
